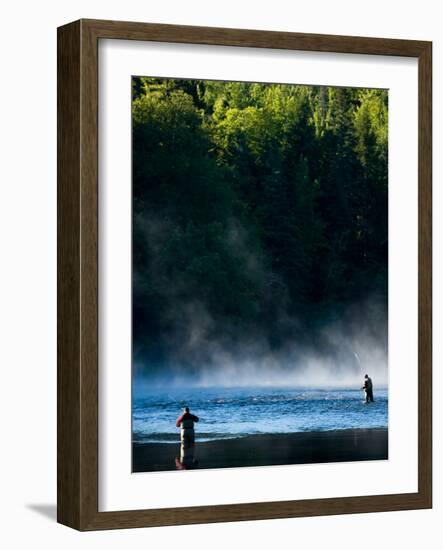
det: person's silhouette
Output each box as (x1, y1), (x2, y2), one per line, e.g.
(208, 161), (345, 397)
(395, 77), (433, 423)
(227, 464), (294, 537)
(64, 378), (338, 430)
(176, 406), (199, 446)
(361, 374), (374, 403)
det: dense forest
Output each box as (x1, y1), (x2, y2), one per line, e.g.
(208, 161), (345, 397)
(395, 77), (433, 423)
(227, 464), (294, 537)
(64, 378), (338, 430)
(132, 77), (388, 377)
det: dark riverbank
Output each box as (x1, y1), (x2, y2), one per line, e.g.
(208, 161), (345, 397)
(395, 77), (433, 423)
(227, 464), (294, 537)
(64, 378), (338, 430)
(133, 428), (388, 472)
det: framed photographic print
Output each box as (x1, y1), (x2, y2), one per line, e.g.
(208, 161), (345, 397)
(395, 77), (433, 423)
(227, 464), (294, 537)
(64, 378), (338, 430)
(57, 19), (432, 530)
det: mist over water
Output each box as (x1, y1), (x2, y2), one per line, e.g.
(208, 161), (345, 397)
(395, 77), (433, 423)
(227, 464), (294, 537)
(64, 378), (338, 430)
(132, 295), (388, 445)
(132, 78), (388, 408)
(133, 296), (388, 392)
(133, 212), (388, 390)
(133, 212), (387, 390)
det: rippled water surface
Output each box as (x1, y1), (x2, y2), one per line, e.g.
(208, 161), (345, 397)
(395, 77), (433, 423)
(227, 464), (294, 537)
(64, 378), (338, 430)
(132, 386), (388, 444)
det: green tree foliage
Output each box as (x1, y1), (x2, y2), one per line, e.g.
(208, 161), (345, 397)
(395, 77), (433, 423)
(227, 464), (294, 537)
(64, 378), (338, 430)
(132, 77), (388, 360)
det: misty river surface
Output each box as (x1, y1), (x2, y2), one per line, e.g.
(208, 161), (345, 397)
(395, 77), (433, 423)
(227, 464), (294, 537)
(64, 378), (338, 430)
(132, 386), (388, 444)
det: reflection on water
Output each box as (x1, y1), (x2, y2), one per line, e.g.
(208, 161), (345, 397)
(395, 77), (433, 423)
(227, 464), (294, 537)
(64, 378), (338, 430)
(175, 441), (199, 470)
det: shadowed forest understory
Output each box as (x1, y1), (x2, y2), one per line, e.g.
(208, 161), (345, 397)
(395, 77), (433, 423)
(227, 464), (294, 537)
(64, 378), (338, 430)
(132, 77), (388, 385)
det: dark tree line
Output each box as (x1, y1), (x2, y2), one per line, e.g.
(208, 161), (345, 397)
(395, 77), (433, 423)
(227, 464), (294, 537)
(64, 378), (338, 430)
(132, 77), (388, 369)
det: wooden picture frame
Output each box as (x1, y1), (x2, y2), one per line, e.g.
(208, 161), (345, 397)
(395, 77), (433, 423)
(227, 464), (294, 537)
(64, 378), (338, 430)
(57, 18), (432, 530)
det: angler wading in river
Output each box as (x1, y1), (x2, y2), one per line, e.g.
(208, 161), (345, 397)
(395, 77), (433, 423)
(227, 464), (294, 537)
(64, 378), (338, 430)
(176, 406), (199, 446)
(361, 374), (374, 403)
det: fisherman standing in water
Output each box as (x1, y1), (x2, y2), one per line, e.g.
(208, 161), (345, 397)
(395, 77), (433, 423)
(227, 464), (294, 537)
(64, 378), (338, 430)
(361, 374), (374, 403)
(176, 406), (199, 447)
